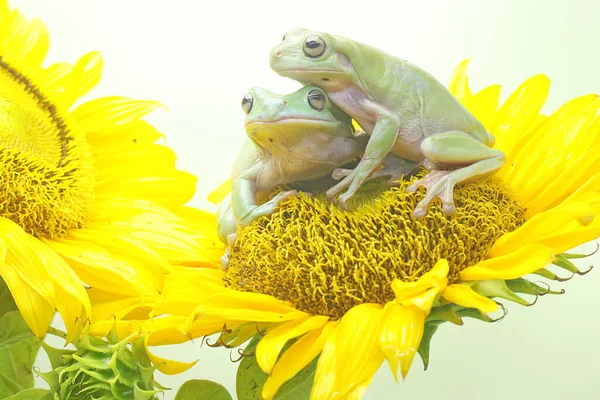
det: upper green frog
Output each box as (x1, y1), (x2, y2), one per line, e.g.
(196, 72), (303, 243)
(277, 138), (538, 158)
(270, 28), (505, 217)
(217, 85), (366, 245)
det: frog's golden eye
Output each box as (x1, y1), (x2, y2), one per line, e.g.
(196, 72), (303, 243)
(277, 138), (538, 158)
(303, 35), (326, 58)
(241, 93), (253, 114)
(307, 89), (326, 111)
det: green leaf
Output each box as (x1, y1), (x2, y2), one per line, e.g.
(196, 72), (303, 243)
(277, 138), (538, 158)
(0, 303), (41, 397)
(236, 336), (317, 400)
(3, 388), (53, 399)
(0, 278), (18, 318)
(174, 379), (233, 400)
(273, 357), (317, 400)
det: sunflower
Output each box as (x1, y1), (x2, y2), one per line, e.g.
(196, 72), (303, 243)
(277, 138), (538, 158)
(91, 60), (600, 398)
(0, 1), (222, 348)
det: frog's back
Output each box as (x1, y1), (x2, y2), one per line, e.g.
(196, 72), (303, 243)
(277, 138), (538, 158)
(335, 36), (490, 144)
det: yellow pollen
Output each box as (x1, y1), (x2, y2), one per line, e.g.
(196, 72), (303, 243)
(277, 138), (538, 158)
(224, 176), (526, 319)
(0, 57), (94, 238)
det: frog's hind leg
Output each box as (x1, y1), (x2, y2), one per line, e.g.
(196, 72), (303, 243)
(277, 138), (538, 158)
(332, 154), (420, 186)
(406, 131), (505, 218)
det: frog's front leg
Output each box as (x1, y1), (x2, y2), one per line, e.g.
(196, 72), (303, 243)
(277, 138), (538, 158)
(406, 131), (505, 218)
(326, 99), (400, 209)
(232, 166), (298, 227)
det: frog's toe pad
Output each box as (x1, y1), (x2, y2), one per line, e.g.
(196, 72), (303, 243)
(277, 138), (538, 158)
(408, 170), (457, 218)
(332, 168), (353, 180)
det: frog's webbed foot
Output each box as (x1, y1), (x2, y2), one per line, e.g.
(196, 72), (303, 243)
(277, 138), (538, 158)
(326, 169), (365, 210)
(407, 130), (506, 218)
(238, 189), (299, 226)
(406, 170), (456, 217)
(328, 155), (417, 209)
(333, 164), (405, 187)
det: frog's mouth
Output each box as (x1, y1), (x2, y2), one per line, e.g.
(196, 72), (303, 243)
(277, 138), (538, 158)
(245, 117), (337, 127)
(276, 68), (343, 74)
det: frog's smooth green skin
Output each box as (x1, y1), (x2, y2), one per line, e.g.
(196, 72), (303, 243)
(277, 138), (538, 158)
(270, 28), (506, 217)
(217, 85), (366, 252)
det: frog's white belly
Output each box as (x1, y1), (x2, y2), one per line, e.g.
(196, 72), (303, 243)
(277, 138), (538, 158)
(327, 87), (425, 161)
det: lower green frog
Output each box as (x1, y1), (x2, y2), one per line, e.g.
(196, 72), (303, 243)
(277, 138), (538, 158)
(217, 86), (367, 262)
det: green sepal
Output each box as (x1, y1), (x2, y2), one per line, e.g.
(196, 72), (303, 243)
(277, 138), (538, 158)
(506, 278), (564, 296)
(472, 279), (532, 306)
(553, 254), (593, 276)
(457, 307), (495, 323)
(417, 321), (442, 370)
(72, 352), (112, 370)
(533, 268), (570, 282)
(33, 368), (59, 392)
(561, 244), (598, 259)
(133, 381), (163, 400)
(41, 329), (163, 399)
(427, 304), (463, 325)
(175, 380), (233, 400)
(40, 342), (74, 369)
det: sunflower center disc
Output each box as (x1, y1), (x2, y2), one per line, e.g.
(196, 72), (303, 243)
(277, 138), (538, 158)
(0, 58), (94, 238)
(224, 176), (527, 319)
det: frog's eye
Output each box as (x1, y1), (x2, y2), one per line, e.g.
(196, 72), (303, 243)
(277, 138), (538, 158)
(241, 93), (253, 114)
(307, 89), (326, 111)
(303, 35), (326, 58)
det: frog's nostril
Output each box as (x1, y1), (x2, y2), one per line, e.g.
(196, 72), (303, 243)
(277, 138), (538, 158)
(276, 51), (282, 57)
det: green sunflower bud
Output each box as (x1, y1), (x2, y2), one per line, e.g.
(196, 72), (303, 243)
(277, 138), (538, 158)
(38, 327), (163, 400)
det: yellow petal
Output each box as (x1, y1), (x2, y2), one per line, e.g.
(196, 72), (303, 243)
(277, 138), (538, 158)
(460, 244), (554, 281)
(27, 237), (90, 342)
(208, 180), (232, 204)
(21, 17), (48, 67)
(391, 259), (449, 307)
(510, 95), (600, 201)
(344, 378), (372, 400)
(158, 270), (225, 317)
(256, 315), (329, 374)
(0, 219), (54, 299)
(88, 288), (155, 322)
(143, 334), (197, 375)
(490, 205), (600, 257)
(73, 97), (164, 133)
(471, 84), (502, 132)
(62, 51), (103, 106)
(96, 172), (197, 209)
(0, 245), (54, 338)
(194, 290), (307, 323)
(86, 119), (164, 147)
(442, 284), (498, 314)
(262, 322), (337, 400)
(59, 230), (164, 293)
(44, 238), (143, 296)
(0, 220), (91, 339)
(448, 59), (473, 104)
(312, 304), (384, 400)
(379, 302), (425, 381)
(491, 74), (550, 157)
(526, 147), (600, 215)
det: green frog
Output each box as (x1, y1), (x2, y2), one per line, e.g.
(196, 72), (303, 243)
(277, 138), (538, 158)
(270, 28), (505, 217)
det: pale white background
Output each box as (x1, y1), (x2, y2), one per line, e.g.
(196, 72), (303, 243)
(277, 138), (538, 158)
(12, 0), (600, 399)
